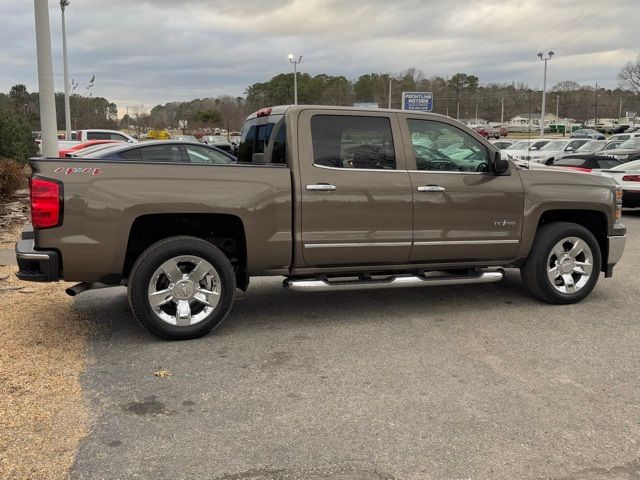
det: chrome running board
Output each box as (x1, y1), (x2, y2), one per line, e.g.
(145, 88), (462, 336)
(283, 270), (503, 292)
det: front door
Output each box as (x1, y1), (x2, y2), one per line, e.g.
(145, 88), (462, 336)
(398, 115), (525, 262)
(298, 110), (413, 267)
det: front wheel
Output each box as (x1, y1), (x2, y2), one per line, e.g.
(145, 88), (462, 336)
(128, 236), (236, 340)
(520, 222), (601, 304)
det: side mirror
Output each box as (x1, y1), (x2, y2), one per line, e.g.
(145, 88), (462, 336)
(494, 151), (510, 175)
(565, 146), (573, 151)
(530, 146), (539, 151)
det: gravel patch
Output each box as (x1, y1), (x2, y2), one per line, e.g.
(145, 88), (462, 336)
(0, 265), (90, 479)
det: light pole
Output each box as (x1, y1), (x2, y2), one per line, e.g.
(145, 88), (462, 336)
(288, 53), (303, 105)
(388, 77), (393, 109)
(34, 0), (58, 158)
(60, 0), (71, 139)
(537, 50), (554, 137)
(500, 97), (504, 126)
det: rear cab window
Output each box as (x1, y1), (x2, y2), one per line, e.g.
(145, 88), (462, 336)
(237, 110), (287, 165)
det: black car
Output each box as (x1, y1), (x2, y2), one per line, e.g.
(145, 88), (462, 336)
(551, 156), (624, 171)
(79, 140), (237, 164)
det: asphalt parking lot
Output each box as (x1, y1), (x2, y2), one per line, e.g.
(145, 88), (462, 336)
(70, 212), (640, 480)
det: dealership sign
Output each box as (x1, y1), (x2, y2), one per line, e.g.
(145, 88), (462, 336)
(402, 92), (433, 111)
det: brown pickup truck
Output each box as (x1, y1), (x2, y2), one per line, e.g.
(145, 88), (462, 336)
(16, 106), (627, 340)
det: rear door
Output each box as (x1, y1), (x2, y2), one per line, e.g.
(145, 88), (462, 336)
(399, 115), (524, 262)
(297, 110), (413, 267)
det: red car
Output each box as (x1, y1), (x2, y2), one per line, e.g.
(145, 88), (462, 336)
(473, 126), (500, 139)
(58, 140), (120, 157)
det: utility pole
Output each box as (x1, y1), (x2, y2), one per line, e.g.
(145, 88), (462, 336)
(456, 101), (460, 121)
(556, 95), (559, 118)
(537, 51), (554, 137)
(595, 82), (598, 129)
(619, 98), (623, 123)
(500, 97), (504, 125)
(388, 77), (392, 109)
(60, 0), (71, 140)
(475, 104), (478, 122)
(34, 0), (58, 158)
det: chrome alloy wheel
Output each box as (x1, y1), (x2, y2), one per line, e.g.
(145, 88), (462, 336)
(147, 255), (221, 326)
(546, 237), (593, 294)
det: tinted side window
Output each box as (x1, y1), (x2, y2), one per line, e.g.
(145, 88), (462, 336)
(597, 159), (622, 169)
(272, 123), (287, 165)
(311, 115), (396, 169)
(237, 122), (276, 163)
(87, 132), (108, 140)
(110, 133), (127, 141)
(407, 119), (489, 172)
(118, 148), (141, 160)
(184, 145), (233, 164)
(138, 145), (183, 162)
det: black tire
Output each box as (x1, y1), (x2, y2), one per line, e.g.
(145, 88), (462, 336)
(520, 222), (601, 304)
(128, 236), (236, 340)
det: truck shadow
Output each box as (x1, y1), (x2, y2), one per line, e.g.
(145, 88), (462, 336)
(73, 269), (570, 343)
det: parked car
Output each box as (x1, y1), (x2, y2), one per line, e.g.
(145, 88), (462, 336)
(201, 135), (234, 153)
(172, 135), (199, 142)
(601, 140), (626, 151)
(597, 138), (640, 162)
(554, 140), (607, 161)
(551, 156), (624, 173)
(570, 128), (606, 140)
(16, 105), (626, 340)
(67, 142), (127, 158)
(597, 160), (640, 208)
(607, 132), (640, 142)
(528, 139), (591, 164)
(77, 140), (237, 164)
(502, 139), (553, 161)
(69, 129), (137, 143)
(474, 126), (500, 139)
(490, 139), (515, 150)
(58, 140), (120, 157)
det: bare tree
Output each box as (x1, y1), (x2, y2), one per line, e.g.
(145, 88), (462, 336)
(618, 53), (640, 95)
(130, 105), (150, 137)
(215, 96), (244, 138)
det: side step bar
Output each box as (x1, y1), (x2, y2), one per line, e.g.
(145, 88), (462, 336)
(283, 270), (503, 292)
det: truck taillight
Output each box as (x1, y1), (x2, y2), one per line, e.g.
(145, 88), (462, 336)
(30, 177), (62, 228)
(257, 107), (272, 117)
(622, 175), (640, 182)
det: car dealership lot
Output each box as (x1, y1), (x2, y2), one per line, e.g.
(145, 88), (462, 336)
(67, 212), (640, 480)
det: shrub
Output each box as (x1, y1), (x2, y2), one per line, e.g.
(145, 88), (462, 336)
(0, 109), (37, 164)
(0, 158), (24, 200)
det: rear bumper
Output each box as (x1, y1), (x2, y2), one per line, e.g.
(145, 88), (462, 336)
(15, 226), (60, 282)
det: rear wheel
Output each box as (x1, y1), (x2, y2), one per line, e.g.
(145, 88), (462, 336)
(128, 236), (235, 340)
(521, 222), (601, 304)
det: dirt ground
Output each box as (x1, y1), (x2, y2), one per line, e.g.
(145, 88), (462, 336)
(0, 224), (90, 479)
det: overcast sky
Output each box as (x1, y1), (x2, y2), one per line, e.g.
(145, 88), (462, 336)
(1, 0), (638, 115)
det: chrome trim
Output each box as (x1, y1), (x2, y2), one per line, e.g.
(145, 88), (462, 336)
(306, 184), (337, 191)
(414, 239), (519, 246)
(312, 163), (407, 173)
(304, 242), (411, 249)
(407, 170), (487, 175)
(608, 234), (626, 264)
(284, 271), (504, 292)
(16, 251), (51, 260)
(417, 185), (445, 192)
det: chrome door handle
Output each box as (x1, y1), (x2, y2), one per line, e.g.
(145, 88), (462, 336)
(417, 185), (445, 192)
(306, 184), (337, 191)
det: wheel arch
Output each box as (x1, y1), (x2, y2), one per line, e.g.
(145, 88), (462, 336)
(122, 213), (249, 290)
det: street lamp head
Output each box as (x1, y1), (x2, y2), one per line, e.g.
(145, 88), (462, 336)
(288, 53), (294, 60)
(537, 52), (543, 59)
(60, 0), (70, 8)
(549, 50), (554, 56)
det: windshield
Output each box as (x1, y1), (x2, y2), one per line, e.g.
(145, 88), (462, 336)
(506, 141), (530, 150)
(576, 141), (603, 152)
(611, 159), (640, 171)
(619, 138), (640, 149)
(206, 135), (228, 142)
(541, 140), (568, 150)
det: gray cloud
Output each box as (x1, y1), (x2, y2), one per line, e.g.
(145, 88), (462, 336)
(1, 0), (638, 113)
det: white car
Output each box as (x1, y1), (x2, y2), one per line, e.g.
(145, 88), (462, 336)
(489, 139), (515, 150)
(608, 132), (640, 143)
(597, 159), (640, 208)
(553, 140), (607, 161)
(502, 139), (553, 161)
(528, 139), (591, 164)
